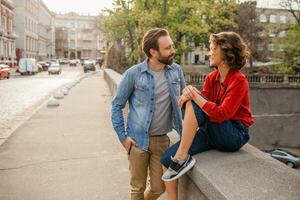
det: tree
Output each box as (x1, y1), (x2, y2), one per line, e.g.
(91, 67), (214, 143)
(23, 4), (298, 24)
(277, 0), (300, 73)
(234, 1), (264, 67)
(280, 0), (300, 26)
(279, 27), (300, 73)
(100, 0), (238, 70)
(100, 0), (138, 67)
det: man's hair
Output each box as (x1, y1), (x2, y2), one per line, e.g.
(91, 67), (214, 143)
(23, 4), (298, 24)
(209, 32), (250, 70)
(142, 28), (169, 58)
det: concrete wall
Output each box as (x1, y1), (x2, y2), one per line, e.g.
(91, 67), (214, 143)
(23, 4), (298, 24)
(104, 68), (300, 200)
(250, 88), (300, 114)
(249, 88), (300, 149)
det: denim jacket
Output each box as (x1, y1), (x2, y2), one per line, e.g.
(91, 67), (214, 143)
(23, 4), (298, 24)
(111, 59), (185, 150)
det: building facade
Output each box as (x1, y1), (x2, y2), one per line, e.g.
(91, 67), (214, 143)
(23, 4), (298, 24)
(0, 0), (17, 67)
(13, 0), (39, 61)
(55, 26), (68, 58)
(37, 0), (55, 61)
(256, 7), (297, 61)
(54, 12), (105, 60)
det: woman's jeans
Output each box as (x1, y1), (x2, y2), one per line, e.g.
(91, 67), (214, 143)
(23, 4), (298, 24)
(161, 101), (250, 167)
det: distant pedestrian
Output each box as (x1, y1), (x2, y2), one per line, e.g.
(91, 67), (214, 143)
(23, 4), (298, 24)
(111, 28), (184, 200)
(160, 32), (254, 200)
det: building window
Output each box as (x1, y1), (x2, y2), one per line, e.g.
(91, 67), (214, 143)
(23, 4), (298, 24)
(26, 37), (29, 51)
(258, 31), (264, 37)
(257, 44), (264, 51)
(268, 43), (274, 51)
(9, 18), (13, 33)
(260, 14), (267, 23)
(0, 40), (3, 56)
(280, 15), (287, 24)
(279, 30), (286, 38)
(29, 38), (31, 51)
(2, 15), (7, 32)
(4, 42), (7, 57)
(270, 15), (277, 23)
(269, 29), (276, 37)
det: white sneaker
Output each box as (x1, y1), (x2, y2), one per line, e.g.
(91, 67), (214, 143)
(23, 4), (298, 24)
(161, 154), (196, 181)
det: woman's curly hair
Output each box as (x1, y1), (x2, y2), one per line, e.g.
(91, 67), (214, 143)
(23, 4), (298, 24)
(209, 32), (250, 70)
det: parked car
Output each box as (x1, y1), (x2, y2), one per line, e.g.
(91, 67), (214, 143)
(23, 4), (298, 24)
(59, 58), (69, 65)
(69, 59), (77, 66)
(82, 60), (96, 73)
(266, 149), (300, 168)
(50, 59), (59, 63)
(48, 63), (61, 75)
(18, 58), (38, 75)
(0, 64), (10, 79)
(37, 61), (50, 71)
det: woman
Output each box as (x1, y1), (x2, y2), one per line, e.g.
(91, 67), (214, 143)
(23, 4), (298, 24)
(160, 32), (254, 199)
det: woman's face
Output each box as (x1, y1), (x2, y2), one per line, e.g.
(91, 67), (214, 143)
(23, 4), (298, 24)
(208, 42), (223, 67)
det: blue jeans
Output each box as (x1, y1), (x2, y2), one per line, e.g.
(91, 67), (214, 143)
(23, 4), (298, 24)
(160, 101), (250, 167)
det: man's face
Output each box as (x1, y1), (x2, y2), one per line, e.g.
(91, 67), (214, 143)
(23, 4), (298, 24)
(155, 36), (175, 65)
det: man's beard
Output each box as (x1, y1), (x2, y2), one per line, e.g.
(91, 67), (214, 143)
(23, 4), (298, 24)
(158, 52), (174, 65)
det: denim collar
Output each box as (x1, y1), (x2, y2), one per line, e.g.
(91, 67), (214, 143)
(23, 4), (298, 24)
(141, 59), (172, 73)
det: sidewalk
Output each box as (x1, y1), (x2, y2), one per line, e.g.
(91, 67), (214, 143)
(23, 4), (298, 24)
(0, 71), (134, 199)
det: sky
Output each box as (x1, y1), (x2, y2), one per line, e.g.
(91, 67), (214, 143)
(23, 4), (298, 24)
(42, 0), (114, 15)
(43, 0), (298, 15)
(240, 0), (299, 9)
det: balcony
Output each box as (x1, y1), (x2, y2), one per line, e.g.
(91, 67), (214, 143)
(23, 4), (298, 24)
(81, 37), (92, 41)
(69, 45), (76, 50)
(7, 32), (19, 39)
(77, 45), (94, 50)
(2, 0), (14, 9)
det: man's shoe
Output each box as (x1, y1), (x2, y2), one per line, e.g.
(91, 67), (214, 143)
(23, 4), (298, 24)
(161, 154), (196, 181)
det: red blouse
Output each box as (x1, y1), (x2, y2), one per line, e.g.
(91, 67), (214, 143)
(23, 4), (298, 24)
(200, 69), (254, 127)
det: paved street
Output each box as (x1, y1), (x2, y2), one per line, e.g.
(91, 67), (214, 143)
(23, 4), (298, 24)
(0, 65), (84, 145)
(0, 70), (169, 200)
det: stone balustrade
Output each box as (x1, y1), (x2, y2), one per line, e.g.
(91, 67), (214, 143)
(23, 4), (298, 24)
(184, 73), (300, 87)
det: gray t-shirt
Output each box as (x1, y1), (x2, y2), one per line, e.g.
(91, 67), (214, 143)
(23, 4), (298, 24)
(149, 68), (172, 136)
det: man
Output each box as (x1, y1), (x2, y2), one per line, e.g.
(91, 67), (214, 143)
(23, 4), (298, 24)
(111, 28), (185, 200)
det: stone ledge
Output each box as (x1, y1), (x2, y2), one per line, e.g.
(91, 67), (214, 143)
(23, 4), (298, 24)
(104, 68), (300, 200)
(168, 131), (300, 200)
(104, 68), (122, 96)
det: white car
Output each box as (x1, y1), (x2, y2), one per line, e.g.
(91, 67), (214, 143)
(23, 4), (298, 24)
(48, 63), (61, 75)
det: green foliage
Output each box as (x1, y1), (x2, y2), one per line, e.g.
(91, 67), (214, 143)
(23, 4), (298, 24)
(234, 1), (264, 65)
(100, 0), (237, 69)
(280, 27), (300, 74)
(274, 64), (294, 74)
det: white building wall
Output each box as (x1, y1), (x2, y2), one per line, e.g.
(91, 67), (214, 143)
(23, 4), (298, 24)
(38, 0), (55, 60)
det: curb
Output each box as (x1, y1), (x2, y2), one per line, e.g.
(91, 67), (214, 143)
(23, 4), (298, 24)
(0, 70), (99, 147)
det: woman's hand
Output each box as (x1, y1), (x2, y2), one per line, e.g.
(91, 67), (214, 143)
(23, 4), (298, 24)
(183, 85), (200, 101)
(179, 85), (207, 108)
(178, 95), (188, 108)
(178, 85), (200, 108)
